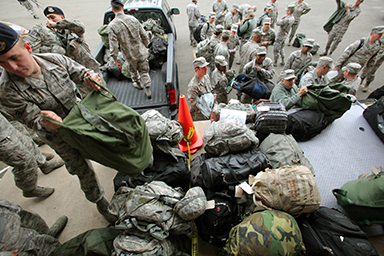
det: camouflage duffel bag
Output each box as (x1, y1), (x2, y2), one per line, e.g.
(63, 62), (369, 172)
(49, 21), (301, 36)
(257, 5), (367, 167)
(203, 119), (259, 157)
(210, 102), (256, 123)
(224, 208), (306, 256)
(250, 165), (321, 218)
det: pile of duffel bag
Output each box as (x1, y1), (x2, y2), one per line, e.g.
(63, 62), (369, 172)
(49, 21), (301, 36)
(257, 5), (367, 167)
(105, 107), (378, 256)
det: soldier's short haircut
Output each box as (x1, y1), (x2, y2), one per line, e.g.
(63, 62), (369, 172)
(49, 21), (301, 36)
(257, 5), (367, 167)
(222, 34), (230, 42)
(111, 3), (123, 12)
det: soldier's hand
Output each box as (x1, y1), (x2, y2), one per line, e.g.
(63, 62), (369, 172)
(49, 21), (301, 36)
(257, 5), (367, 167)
(298, 86), (308, 97)
(114, 60), (120, 66)
(84, 72), (101, 90)
(41, 110), (62, 130)
(345, 4), (350, 10)
(46, 20), (56, 29)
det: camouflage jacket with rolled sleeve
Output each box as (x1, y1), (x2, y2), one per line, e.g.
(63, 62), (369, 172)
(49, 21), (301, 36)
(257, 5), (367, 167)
(54, 18), (100, 72)
(276, 14), (295, 41)
(0, 53), (92, 134)
(243, 57), (275, 80)
(331, 4), (361, 35)
(299, 68), (329, 88)
(23, 24), (66, 55)
(108, 12), (150, 63)
(291, 1), (311, 24)
(283, 49), (312, 74)
(258, 27), (276, 47)
(335, 37), (381, 70)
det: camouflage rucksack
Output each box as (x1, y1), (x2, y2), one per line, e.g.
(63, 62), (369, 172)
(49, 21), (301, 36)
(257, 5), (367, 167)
(109, 181), (207, 240)
(224, 208), (306, 256)
(250, 165), (321, 218)
(141, 110), (184, 159)
(210, 101), (256, 124)
(203, 119), (259, 157)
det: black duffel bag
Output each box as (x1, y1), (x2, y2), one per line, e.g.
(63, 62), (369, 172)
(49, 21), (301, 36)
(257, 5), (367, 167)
(200, 148), (270, 191)
(232, 73), (274, 100)
(363, 96), (384, 143)
(286, 108), (329, 141)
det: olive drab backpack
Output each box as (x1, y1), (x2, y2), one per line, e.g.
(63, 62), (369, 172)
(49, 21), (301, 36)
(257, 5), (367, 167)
(250, 165), (321, 218)
(224, 208), (306, 256)
(203, 119), (259, 157)
(97, 24), (109, 48)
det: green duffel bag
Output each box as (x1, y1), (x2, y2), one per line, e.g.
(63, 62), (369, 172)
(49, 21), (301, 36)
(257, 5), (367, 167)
(301, 83), (353, 123)
(97, 24), (109, 49)
(333, 168), (384, 226)
(44, 85), (152, 177)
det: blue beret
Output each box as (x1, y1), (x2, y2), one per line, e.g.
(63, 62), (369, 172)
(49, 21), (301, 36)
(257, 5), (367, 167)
(0, 23), (19, 56)
(111, 0), (124, 6)
(43, 6), (65, 17)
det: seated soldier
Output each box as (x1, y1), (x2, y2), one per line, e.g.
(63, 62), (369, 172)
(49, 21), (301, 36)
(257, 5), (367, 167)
(270, 69), (308, 110)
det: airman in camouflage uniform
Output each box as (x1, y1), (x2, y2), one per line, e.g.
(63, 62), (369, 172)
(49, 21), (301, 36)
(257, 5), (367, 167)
(239, 29), (264, 74)
(273, 4), (295, 67)
(18, 0), (39, 19)
(44, 6), (100, 97)
(0, 199), (67, 255)
(299, 57), (333, 88)
(109, 1), (152, 98)
(239, 4), (256, 20)
(0, 23), (116, 223)
(331, 26), (384, 83)
(227, 24), (240, 69)
(256, 5), (273, 28)
(206, 25), (224, 73)
(200, 12), (216, 41)
(224, 4), (241, 30)
(361, 38), (384, 91)
(212, 0), (228, 25)
(241, 47), (275, 104)
(270, 69), (308, 110)
(257, 18), (276, 50)
(211, 56), (234, 104)
(214, 30), (231, 64)
(23, 23), (66, 55)
(287, 0), (311, 46)
(186, 0), (201, 47)
(268, 0), (278, 28)
(283, 38), (314, 74)
(341, 63), (362, 95)
(238, 12), (257, 47)
(187, 57), (214, 121)
(320, 0), (363, 56)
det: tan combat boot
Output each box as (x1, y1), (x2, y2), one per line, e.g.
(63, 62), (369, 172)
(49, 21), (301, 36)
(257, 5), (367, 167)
(23, 186), (55, 198)
(96, 197), (117, 224)
(48, 215), (68, 238)
(40, 159), (65, 174)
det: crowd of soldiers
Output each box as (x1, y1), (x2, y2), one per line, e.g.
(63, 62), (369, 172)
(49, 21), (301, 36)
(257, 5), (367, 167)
(186, 0), (384, 118)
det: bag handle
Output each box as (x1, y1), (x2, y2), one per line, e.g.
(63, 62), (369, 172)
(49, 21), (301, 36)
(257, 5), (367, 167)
(85, 75), (118, 101)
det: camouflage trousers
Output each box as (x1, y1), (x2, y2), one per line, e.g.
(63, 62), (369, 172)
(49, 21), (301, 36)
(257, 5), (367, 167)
(324, 29), (346, 55)
(229, 51), (236, 70)
(38, 130), (104, 203)
(189, 25), (197, 44)
(0, 126), (45, 193)
(288, 20), (300, 44)
(0, 199), (60, 255)
(191, 108), (209, 121)
(128, 58), (151, 88)
(274, 38), (286, 63)
(361, 55), (384, 87)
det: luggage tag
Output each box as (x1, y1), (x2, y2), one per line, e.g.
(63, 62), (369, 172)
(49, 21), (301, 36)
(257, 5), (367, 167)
(235, 182), (254, 198)
(206, 200), (216, 210)
(257, 106), (270, 112)
(220, 108), (247, 124)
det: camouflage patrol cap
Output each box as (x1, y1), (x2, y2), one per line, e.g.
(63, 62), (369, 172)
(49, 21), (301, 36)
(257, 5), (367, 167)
(371, 25), (384, 34)
(286, 4), (295, 11)
(232, 4), (240, 11)
(174, 186), (207, 221)
(215, 55), (228, 66)
(256, 46), (267, 55)
(303, 38), (315, 48)
(43, 6), (65, 17)
(265, 4), (272, 10)
(252, 28), (265, 37)
(193, 57), (209, 68)
(318, 56), (334, 69)
(281, 69), (296, 80)
(342, 62), (362, 74)
(222, 30), (231, 37)
(231, 24), (238, 32)
(215, 25), (224, 33)
(209, 12), (216, 18)
(0, 23), (19, 56)
(263, 17), (272, 25)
